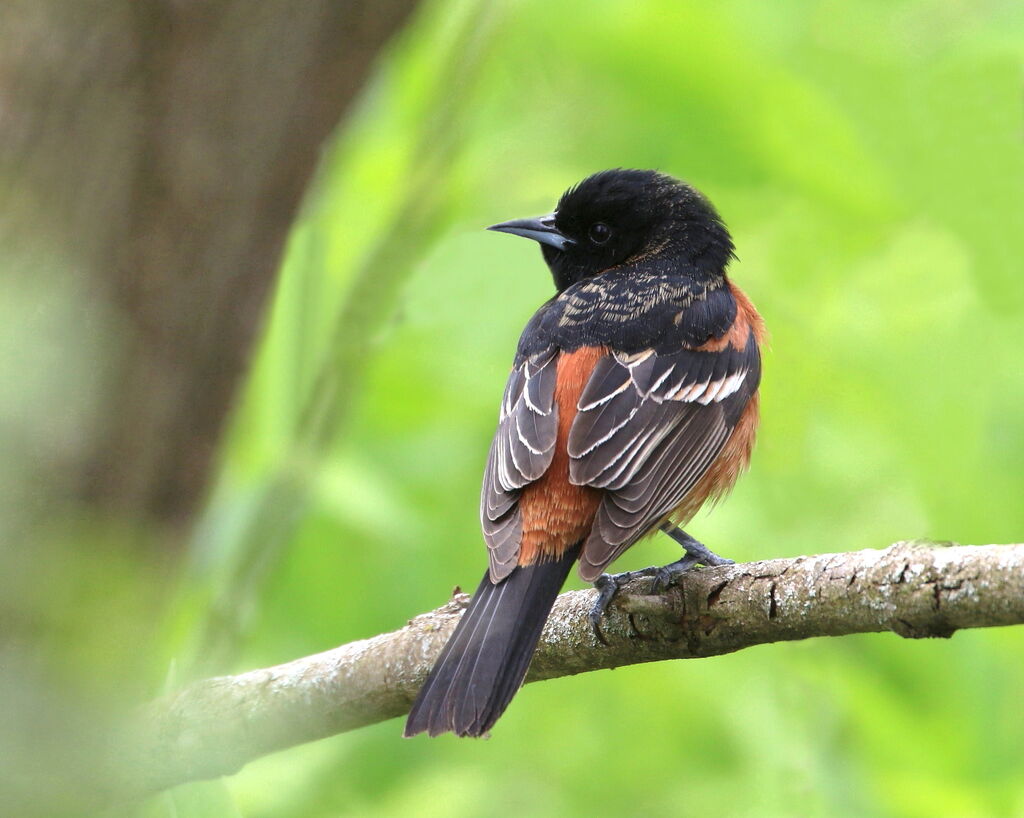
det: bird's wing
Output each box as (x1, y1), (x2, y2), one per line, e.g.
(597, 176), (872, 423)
(570, 336), (760, 581)
(480, 348), (559, 580)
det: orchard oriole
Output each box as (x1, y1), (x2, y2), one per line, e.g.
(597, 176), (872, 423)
(405, 169), (765, 738)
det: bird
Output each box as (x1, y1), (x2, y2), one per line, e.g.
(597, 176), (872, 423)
(404, 169), (765, 738)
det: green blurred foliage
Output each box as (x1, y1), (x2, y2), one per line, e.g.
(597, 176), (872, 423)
(165, 0), (1024, 815)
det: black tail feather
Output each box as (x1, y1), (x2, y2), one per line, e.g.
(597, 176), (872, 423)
(404, 546), (579, 737)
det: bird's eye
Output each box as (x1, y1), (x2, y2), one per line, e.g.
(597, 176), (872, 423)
(588, 222), (612, 245)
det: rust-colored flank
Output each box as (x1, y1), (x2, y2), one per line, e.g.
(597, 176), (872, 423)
(517, 345), (606, 565)
(673, 282), (765, 521)
(696, 282), (767, 352)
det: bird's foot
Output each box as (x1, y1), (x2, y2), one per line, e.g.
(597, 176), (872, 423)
(589, 567), (660, 637)
(589, 530), (735, 637)
(655, 525), (734, 592)
(657, 523), (735, 568)
(648, 552), (710, 594)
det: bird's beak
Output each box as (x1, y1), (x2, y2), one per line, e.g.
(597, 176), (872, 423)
(487, 213), (574, 250)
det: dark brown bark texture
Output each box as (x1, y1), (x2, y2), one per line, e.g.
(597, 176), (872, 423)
(0, 0), (418, 532)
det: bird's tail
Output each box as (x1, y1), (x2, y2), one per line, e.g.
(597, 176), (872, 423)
(404, 545), (579, 738)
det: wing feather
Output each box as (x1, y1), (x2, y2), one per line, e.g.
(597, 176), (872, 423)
(480, 329), (760, 583)
(572, 336), (760, 581)
(481, 348), (560, 580)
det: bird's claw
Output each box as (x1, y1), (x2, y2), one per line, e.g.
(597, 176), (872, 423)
(589, 531), (735, 635)
(659, 524), (736, 568)
(589, 568), (657, 639)
(649, 553), (702, 594)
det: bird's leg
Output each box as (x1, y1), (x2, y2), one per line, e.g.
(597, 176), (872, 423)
(588, 524), (734, 635)
(649, 523), (734, 593)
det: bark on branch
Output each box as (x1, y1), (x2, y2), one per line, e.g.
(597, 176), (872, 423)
(126, 541), (1024, 799)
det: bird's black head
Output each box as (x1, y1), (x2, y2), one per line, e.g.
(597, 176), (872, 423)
(489, 169), (734, 292)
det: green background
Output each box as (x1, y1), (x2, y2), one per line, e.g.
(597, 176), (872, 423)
(157, 1), (1022, 815)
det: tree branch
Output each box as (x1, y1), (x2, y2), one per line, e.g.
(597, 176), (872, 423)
(125, 541), (1023, 799)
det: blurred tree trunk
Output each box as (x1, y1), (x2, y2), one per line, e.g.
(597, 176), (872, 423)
(0, 3), (420, 813)
(0, 0), (418, 537)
